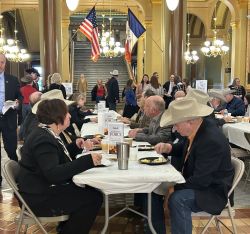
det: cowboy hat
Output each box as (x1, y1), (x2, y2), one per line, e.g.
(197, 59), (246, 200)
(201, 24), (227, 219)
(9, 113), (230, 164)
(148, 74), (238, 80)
(186, 88), (209, 105)
(26, 68), (40, 77)
(32, 90), (74, 114)
(110, 69), (119, 76)
(160, 97), (213, 127)
(208, 89), (227, 102)
(222, 88), (236, 96)
(20, 74), (33, 84)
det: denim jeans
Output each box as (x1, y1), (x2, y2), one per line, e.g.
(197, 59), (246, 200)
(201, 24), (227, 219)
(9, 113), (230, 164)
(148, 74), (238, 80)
(168, 189), (202, 234)
(135, 193), (166, 234)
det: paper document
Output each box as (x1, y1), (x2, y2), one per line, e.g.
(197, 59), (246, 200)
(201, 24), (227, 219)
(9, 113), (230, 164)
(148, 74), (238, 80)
(2, 100), (16, 114)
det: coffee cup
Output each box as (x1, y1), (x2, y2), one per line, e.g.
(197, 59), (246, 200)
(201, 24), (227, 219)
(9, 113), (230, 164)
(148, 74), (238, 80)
(124, 138), (133, 147)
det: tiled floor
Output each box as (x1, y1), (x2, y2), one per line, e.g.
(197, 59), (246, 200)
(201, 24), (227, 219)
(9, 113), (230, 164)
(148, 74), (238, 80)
(1, 146), (250, 233)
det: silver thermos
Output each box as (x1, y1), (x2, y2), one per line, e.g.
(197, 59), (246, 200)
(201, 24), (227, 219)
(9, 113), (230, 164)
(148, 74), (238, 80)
(116, 142), (130, 170)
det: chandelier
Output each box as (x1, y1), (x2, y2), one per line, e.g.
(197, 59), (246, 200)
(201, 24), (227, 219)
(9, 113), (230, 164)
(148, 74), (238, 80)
(201, 1), (229, 57)
(99, 6), (125, 58)
(0, 10), (30, 63)
(184, 15), (199, 64)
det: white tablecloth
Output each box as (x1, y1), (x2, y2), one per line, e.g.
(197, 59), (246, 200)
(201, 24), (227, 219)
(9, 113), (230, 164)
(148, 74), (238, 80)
(223, 123), (250, 150)
(73, 159), (184, 195)
(81, 122), (130, 137)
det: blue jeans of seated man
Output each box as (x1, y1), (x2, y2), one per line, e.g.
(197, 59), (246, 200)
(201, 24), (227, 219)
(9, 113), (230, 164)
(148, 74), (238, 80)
(168, 189), (202, 234)
(136, 192), (166, 234)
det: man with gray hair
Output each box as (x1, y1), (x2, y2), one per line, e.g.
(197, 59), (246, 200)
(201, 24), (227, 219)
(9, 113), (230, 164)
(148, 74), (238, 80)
(155, 97), (234, 234)
(128, 95), (171, 145)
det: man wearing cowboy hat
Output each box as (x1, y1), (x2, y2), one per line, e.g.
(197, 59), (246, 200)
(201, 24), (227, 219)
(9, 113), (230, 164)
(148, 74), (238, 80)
(155, 97), (234, 234)
(220, 89), (245, 116)
(106, 69), (119, 111)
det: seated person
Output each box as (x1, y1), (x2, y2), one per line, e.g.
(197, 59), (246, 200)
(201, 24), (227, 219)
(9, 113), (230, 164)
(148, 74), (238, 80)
(174, 90), (186, 100)
(208, 90), (225, 112)
(67, 94), (97, 135)
(220, 89), (245, 116)
(19, 91), (42, 141)
(128, 96), (172, 145)
(120, 89), (155, 129)
(17, 98), (103, 234)
(155, 97), (234, 234)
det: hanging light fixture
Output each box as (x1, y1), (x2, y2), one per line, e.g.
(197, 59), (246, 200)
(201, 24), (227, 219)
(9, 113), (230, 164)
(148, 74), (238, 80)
(184, 14), (199, 64)
(166, 0), (179, 11)
(99, 1), (125, 58)
(4, 9), (30, 62)
(66, 0), (79, 11)
(201, 1), (229, 57)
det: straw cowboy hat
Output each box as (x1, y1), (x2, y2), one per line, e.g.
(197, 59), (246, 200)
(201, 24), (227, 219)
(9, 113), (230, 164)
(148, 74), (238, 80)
(222, 88), (236, 96)
(110, 69), (119, 76)
(26, 68), (40, 77)
(160, 97), (213, 127)
(32, 89), (74, 114)
(208, 89), (227, 102)
(20, 74), (33, 84)
(186, 88), (210, 105)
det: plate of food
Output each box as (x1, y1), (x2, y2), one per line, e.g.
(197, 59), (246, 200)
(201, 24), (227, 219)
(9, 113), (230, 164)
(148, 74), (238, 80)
(139, 157), (169, 165)
(138, 145), (155, 151)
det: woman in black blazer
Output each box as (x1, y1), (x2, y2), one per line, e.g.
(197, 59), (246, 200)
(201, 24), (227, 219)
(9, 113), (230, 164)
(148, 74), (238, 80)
(17, 99), (102, 234)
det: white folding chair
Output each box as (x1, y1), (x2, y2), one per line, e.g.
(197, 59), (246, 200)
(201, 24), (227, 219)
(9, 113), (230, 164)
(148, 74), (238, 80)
(196, 157), (245, 234)
(2, 160), (69, 234)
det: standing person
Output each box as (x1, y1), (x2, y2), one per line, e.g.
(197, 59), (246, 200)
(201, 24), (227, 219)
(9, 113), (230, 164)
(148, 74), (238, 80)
(20, 74), (37, 122)
(26, 67), (40, 91)
(49, 73), (67, 99)
(136, 74), (150, 99)
(147, 75), (164, 96)
(106, 69), (119, 111)
(228, 77), (246, 100)
(171, 75), (185, 97)
(18, 99), (103, 234)
(163, 74), (175, 108)
(155, 97), (234, 234)
(123, 79), (138, 118)
(91, 79), (106, 103)
(77, 74), (88, 101)
(0, 53), (22, 185)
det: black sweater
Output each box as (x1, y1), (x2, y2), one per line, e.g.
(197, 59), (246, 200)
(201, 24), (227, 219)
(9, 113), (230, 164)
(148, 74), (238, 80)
(18, 127), (94, 195)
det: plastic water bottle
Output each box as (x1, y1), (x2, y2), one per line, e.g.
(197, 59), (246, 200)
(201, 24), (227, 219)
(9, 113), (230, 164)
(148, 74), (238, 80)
(224, 109), (228, 117)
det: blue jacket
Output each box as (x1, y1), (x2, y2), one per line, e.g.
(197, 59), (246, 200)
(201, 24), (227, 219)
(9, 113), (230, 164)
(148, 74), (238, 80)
(125, 88), (137, 106)
(225, 96), (245, 116)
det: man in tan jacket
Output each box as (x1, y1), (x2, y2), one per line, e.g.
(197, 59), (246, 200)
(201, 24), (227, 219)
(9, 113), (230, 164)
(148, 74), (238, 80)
(77, 73), (88, 101)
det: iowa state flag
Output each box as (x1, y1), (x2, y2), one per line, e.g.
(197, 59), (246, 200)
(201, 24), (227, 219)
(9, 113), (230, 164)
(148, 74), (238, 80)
(125, 8), (146, 63)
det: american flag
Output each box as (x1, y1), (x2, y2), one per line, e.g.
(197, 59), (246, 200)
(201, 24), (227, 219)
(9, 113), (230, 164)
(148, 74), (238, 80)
(79, 7), (100, 62)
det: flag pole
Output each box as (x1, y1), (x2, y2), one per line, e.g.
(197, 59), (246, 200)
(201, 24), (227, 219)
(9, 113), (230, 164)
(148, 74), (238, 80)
(147, 34), (164, 53)
(62, 29), (79, 52)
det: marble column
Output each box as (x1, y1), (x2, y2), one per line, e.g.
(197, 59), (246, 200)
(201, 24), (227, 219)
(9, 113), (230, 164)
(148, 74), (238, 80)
(170, 0), (184, 77)
(40, 0), (58, 82)
(144, 20), (152, 76)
